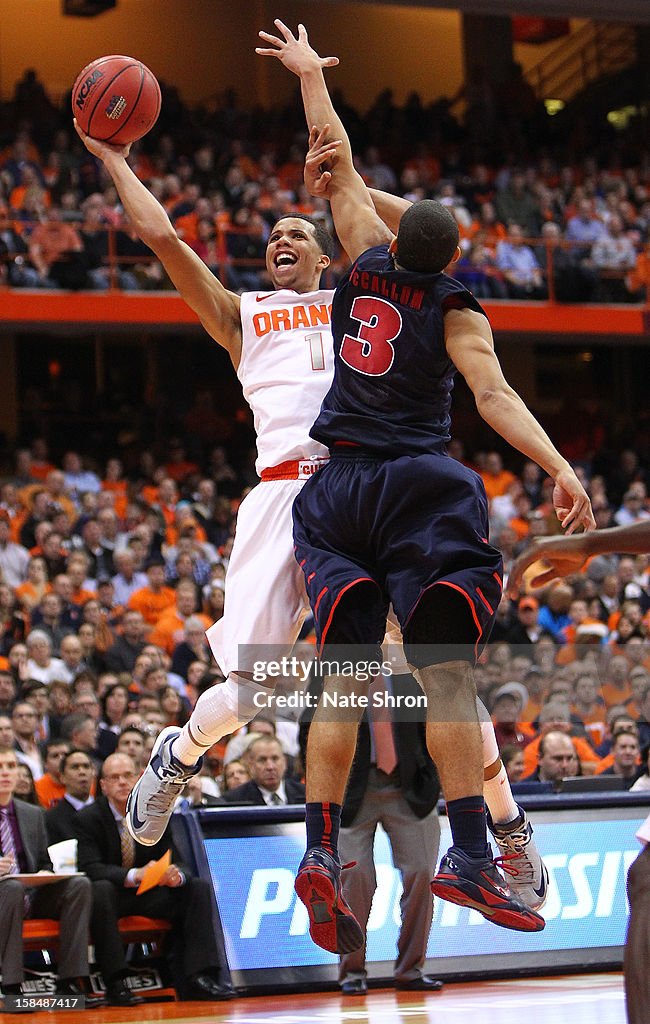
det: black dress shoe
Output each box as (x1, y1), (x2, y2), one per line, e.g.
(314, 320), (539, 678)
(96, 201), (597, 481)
(341, 977), (368, 995)
(57, 978), (106, 1007)
(184, 973), (237, 1000)
(395, 975), (444, 991)
(106, 980), (144, 1007)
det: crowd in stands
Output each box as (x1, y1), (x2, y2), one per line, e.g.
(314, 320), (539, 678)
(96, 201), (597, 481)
(0, 432), (647, 808)
(0, 68), (650, 300)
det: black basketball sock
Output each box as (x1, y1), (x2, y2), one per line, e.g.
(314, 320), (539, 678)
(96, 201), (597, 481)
(305, 801), (341, 858)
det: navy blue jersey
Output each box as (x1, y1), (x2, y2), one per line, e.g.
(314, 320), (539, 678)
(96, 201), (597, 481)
(311, 245), (487, 455)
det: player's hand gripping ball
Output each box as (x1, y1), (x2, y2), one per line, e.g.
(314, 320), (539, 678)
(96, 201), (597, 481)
(72, 55), (161, 145)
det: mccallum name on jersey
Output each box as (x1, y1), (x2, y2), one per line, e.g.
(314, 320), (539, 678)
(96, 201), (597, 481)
(348, 268), (425, 310)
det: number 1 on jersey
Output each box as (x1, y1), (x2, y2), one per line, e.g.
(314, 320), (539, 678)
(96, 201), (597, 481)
(305, 332), (326, 371)
(340, 295), (402, 376)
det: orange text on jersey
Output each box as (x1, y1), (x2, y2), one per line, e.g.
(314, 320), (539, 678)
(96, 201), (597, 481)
(253, 303), (332, 337)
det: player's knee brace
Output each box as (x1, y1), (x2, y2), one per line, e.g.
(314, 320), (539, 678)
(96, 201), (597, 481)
(192, 674), (274, 740)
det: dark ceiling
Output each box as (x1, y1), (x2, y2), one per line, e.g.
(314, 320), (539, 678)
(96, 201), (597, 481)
(309, 0), (650, 25)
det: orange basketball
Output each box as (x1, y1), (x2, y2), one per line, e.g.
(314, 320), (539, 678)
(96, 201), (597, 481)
(72, 54), (161, 145)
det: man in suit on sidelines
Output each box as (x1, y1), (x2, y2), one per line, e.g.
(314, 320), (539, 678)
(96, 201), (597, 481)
(45, 747), (142, 1007)
(0, 743), (100, 1005)
(76, 752), (234, 1001)
(300, 671), (444, 995)
(223, 736), (306, 806)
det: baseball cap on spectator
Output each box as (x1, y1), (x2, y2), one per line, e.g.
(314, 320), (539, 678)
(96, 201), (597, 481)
(519, 596), (539, 611)
(576, 622), (608, 638)
(492, 682), (529, 707)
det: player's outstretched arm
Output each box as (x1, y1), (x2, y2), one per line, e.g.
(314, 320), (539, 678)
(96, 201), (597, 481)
(74, 121), (242, 363)
(445, 308), (595, 535)
(304, 131), (411, 231)
(257, 21), (390, 261)
(508, 520), (650, 593)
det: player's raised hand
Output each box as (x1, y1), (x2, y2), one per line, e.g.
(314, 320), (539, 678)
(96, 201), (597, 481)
(256, 20), (339, 76)
(304, 125), (341, 197)
(73, 118), (131, 160)
(552, 468), (596, 535)
(508, 534), (591, 595)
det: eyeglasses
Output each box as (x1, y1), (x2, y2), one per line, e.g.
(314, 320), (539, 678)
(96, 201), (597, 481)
(13, 711), (36, 718)
(103, 772), (136, 781)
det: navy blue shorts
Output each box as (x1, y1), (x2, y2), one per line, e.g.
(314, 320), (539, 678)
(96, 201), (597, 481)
(292, 451), (503, 657)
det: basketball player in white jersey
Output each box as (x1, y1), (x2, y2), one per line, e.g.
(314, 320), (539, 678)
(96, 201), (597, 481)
(75, 121), (547, 912)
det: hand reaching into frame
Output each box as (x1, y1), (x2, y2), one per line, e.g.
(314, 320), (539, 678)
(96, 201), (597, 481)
(256, 20), (339, 77)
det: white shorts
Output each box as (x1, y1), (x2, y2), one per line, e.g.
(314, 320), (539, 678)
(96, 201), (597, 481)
(205, 478), (310, 677)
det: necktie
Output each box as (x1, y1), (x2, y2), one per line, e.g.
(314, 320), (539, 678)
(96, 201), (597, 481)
(119, 818), (135, 870)
(269, 792), (283, 806)
(0, 807), (19, 874)
(369, 678), (398, 776)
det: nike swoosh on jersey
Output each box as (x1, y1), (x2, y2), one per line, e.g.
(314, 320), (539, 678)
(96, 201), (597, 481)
(255, 293), (275, 302)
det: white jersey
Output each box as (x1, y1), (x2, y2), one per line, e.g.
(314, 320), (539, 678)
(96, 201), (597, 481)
(238, 289), (335, 474)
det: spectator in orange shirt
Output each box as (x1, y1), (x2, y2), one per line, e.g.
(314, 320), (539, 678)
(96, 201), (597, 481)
(561, 598), (608, 645)
(525, 730), (580, 784)
(626, 666), (650, 720)
(467, 201), (508, 248)
(571, 673), (607, 748)
(163, 440), (200, 485)
(148, 580), (211, 657)
(480, 451), (517, 502)
(127, 555), (176, 627)
(66, 554), (96, 606)
(174, 197), (217, 245)
(152, 477), (179, 531)
(25, 206), (87, 288)
(595, 716), (640, 772)
(601, 654), (633, 708)
(508, 491), (533, 542)
(14, 555), (51, 614)
(34, 738), (71, 808)
(522, 701), (601, 777)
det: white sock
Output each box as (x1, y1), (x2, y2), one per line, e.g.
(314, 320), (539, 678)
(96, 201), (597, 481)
(483, 764), (520, 826)
(173, 674), (271, 765)
(476, 698), (520, 826)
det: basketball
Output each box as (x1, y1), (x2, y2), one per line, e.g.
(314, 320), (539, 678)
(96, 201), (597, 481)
(72, 54), (161, 145)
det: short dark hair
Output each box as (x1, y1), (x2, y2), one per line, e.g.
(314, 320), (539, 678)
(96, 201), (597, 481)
(43, 738), (70, 757)
(117, 726), (146, 743)
(60, 747), (92, 774)
(395, 200), (459, 274)
(273, 214), (334, 259)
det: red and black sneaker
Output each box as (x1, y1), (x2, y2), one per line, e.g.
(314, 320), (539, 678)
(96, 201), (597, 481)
(430, 845), (546, 932)
(294, 847), (364, 954)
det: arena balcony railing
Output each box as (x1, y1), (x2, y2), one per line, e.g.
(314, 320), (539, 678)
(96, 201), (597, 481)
(0, 222), (648, 307)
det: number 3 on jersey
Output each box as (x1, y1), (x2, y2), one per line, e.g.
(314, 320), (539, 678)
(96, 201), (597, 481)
(339, 296), (402, 376)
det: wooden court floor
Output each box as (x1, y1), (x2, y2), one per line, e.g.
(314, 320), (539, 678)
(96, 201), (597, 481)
(19, 972), (625, 1024)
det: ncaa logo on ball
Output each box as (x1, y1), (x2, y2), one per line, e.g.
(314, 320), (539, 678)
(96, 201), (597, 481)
(75, 69), (104, 110)
(106, 95), (127, 120)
